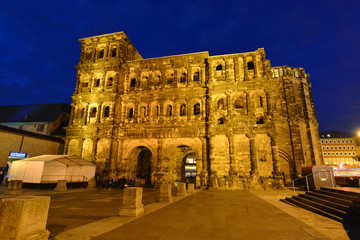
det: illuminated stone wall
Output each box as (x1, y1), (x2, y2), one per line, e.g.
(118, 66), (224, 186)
(65, 32), (322, 188)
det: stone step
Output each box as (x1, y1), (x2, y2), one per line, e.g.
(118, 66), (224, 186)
(321, 187), (360, 198)
(299, 193), (350, 212)
(313, 189), (359, 202)
(282, 197), (343, 222)
(306, 191), (355, 207)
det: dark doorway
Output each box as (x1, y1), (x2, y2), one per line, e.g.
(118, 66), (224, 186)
(136, 148), (152, 186)
(183, 153), (196, 185)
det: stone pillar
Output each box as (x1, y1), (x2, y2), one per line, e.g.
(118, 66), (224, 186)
(270, 134), (281, 174)
(55, 180), (67, 192)
(5, 180), (22, 195)
(247, 133), (258, 175)
(119, 187), (144, 217)
(157, 184), (173, 202)
(177, 182), (187, 196)
(187, 183), (195, 193)
(200, 137), (208, 186)
(0, 196), (50, 240)
(227, 134), (235, 175)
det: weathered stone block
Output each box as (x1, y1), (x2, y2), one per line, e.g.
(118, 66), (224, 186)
(157, 184), (173, 202)
(0, 196), (50, 240)
(5, 180), (22, 195)
(177, 182), (186, 196)
(55, 180), (67, 192)
(119, 187), (144, 216)
(187, 183), (195, 193)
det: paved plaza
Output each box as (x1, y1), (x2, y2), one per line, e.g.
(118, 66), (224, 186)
(0, 185), (357, 239)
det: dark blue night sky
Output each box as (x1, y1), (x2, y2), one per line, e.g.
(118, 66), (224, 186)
(0, 0), (359, 134)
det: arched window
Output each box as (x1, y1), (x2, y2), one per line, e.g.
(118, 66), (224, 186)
(167, 74), (174, 84)
(234, 97), (244, 109)
(180, 104), (186, 116)
(153, 76), (160, 86)
(256, 96), (264, 108)
(247, 61), (254, 70)
(217, 98), (225, 110)
(180, 73), (187, 83)
(218, 117), (224, 124)
(99, 49), (104, 58)
(194, 103), (200, 115)
(129, 108), (134, 118)
(167, 105), (173, 116)
(94, 78), (100, 87)
(107, 77), (113, 86)
(193, 72), (200, 81)
(111, 48), (117, 57)
(216, 64), (222, 71)
(256, 115), (264, 124)
(130, 78), (136, 88)
(104, 106), (110, 118)
(90, 108), (97, 118)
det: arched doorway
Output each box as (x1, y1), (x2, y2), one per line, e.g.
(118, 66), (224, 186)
(128, 146), (153, 186)
(170, 145), (197, 186)
(136, 148), (152, 186)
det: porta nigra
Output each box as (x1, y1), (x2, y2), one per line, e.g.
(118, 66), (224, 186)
(65, 31), (323, 189)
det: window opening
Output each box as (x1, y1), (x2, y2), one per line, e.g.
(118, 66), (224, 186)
(141, 107), (146, 117)
(99, 49), (104, 58)
(234, 97), (244, 109)
(107, 77), (113, 86)
(194, 103), (200, 115)
(82, 82), (89, 88)
(218, 117), (224, 124)
(167, 105), (173, 116)
(90, 108), (97, 118)
(130, 78), (136, 88)
(256, 116), (264, 124)
(247, 61), (254, 70)
(111, 48), (117, 57)
(217, 98), (225, 110)
(94, 78), (100, 87)
(180, 104), (186, 116)
(193, 72), (200, 81)
(180, 73), (187, 83)
(104, 106), (110, 118)
(167, 74), (174, 84)
(129, 108), (134, 118)
(216, 64), (223, 71)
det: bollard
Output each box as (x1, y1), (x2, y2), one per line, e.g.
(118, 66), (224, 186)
(119, 187), (144, 216)
(187, 183), (195, 193)
(55, 180), (67, 192)
(157, 184), (173, 202)
(0, 196), (50, 240)
(5, 180), (22, 195)
(177, 182), (187, 196)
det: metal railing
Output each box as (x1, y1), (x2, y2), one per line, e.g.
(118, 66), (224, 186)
(292, 170), (334, 194)
(41, 175), (88, 182)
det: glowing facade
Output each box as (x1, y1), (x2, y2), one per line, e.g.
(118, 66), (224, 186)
(65, 32), (322, 188)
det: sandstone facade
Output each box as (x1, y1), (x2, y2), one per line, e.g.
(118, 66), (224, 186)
(65, 31), (322, 189)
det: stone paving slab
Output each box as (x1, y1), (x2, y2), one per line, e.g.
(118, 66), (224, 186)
(93, 190), (331, 240)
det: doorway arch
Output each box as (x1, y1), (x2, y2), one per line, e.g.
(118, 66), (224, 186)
(128, 146), (153, 186)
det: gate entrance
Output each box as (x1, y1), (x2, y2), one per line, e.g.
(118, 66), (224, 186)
(134, 147), (152, 186)
(184, 153), (196, 184)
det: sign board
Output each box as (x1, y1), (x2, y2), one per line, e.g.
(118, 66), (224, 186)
(9, 152), (29, 158)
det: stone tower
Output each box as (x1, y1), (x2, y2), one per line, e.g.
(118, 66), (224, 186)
(65, 31), (322, 189)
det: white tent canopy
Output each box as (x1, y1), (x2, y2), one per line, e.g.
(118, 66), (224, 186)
(8, 155), (96, 183)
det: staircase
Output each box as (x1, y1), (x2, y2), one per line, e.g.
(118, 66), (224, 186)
(281, 187), (360, 223)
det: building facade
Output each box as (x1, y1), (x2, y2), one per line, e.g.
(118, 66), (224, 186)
(65, 32), (322, 188)
(320, 131), (358, 166)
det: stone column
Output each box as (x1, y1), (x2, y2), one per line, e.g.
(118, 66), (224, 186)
(5, 180), (22, 195)
(227, 134), (235, 175)
(0, 196), (50, 240)
(177, 182), (187, 196)
(247, 133), (258, 175)
(187, 183), (195, 193)
(270, 134), (281, 174)
(157, 184), (173, 202)
(119, 187), (144, 217)
(55, 180), (67, 192)
(200, 137), (208, 186)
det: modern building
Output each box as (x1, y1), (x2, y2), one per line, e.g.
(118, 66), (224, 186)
(319, 131), (358, 166)
(65, 31), (322, 188)
(0, 125), (65, 182)
(0, 104), (71, 137)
